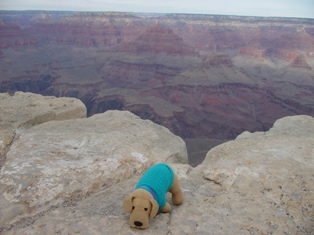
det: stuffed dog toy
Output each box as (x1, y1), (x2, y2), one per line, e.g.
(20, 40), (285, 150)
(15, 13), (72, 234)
(123, 163), (183, 229)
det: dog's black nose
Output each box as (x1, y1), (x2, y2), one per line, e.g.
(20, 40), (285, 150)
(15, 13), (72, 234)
(134, 221), (143, 227)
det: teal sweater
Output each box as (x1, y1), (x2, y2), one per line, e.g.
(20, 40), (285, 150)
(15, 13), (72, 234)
(135, 163), (174, 211)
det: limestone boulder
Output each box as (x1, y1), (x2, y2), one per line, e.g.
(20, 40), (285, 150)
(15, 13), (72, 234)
(0, 92), (87, 162)
(2, 115), (313, 234)
(195, 115), (314, 234)
(0, 110), (188, 228)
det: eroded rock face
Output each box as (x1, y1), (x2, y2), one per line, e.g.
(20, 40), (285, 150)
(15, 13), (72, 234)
(0, 110), (188, 228)
(1, 12), (314, 140)
(1, 115), (313, 234)
(0, 92), (87, 163)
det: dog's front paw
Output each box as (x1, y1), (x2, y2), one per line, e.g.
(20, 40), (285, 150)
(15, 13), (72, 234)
(160, 202), (172, 213)
(172, 190), (183, 205)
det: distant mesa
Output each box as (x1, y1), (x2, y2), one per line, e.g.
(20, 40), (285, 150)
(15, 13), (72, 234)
(117, 24), (197, 55)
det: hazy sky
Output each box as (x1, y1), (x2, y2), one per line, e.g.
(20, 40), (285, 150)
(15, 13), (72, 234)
(1, 0), (314, 18)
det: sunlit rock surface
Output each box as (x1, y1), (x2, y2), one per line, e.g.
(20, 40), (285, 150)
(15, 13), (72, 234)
(0, 94), (188, 228)
(0, 93), (312, 234)
(0, 92), (86, 163)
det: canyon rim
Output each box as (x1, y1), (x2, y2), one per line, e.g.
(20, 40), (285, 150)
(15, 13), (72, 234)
(0, 93), (313, 234)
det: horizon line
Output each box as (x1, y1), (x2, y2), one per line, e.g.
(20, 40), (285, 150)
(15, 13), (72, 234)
(1, 9), (314, 20)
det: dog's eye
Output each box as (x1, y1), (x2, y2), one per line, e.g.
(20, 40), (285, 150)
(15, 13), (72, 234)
(144, 208), (148, 211)
(132, 206), (135, 210)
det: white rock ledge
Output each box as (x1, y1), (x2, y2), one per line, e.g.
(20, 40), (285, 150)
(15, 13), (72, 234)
(0, 92), (313, 235)
(0, 103), (188, 228)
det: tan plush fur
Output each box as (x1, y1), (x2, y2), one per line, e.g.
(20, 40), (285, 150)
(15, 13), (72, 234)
(123, 173), (183, 229)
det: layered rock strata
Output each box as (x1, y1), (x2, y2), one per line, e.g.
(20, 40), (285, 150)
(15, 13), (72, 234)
(0, 11), (313, 141)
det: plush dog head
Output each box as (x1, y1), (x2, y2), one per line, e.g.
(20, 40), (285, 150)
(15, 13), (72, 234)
(123, 189), (159, 229)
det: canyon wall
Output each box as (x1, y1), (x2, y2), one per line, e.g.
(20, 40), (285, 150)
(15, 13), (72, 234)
(0, 11), (314, 141)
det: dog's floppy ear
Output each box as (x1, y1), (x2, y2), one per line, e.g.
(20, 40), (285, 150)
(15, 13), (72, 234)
(123, 195), (134, 213)
(149, 198), (159, 218)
